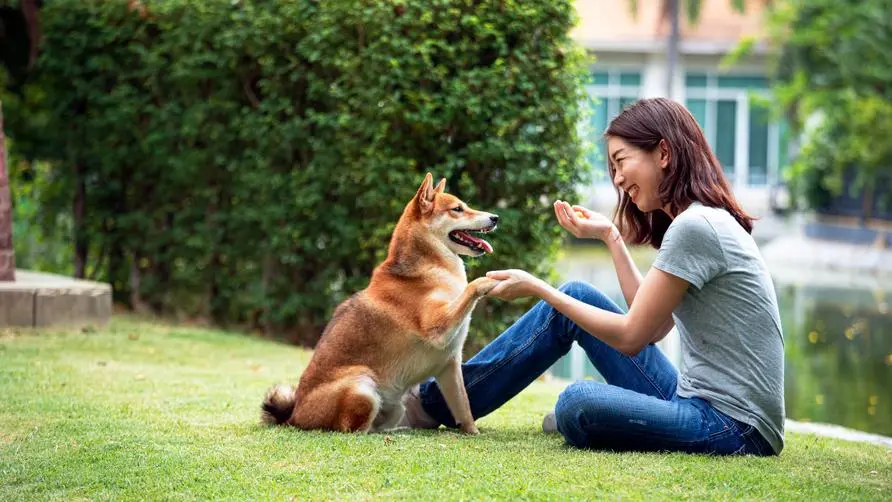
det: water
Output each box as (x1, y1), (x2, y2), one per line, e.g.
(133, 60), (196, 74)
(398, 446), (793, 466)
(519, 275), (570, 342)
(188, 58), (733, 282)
(551, 245), (892, 436)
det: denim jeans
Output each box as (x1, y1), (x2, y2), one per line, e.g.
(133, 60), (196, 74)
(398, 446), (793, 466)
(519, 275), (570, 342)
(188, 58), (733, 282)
(418, 281), (775, 456)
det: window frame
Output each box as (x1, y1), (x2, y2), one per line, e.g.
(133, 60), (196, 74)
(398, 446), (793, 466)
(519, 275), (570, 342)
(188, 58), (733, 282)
(684, 71), (782, 188)
(585, 68), (643, 180)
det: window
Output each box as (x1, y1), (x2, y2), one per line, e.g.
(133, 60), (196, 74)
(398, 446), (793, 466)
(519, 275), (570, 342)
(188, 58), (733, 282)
(685, 72), (789, 188)
(584, 69), (642, 181)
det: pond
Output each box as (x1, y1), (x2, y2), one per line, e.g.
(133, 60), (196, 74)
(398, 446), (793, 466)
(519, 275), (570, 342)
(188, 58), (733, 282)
(551, 245), (892, 436)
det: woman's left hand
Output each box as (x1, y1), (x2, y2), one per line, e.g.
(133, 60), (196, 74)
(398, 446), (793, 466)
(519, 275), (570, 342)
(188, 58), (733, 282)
(485, 269), (547, 300)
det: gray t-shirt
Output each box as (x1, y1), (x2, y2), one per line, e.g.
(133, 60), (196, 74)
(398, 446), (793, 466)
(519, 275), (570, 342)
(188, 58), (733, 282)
(653, 202), (785, 453)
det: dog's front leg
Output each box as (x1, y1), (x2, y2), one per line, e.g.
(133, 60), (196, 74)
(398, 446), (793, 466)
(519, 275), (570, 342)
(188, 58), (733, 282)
(421, 277), (499, 349)
(435, 356), (478, 434)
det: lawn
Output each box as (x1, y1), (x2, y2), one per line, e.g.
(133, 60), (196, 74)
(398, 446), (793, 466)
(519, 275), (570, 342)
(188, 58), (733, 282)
(1, 318), (889, 500)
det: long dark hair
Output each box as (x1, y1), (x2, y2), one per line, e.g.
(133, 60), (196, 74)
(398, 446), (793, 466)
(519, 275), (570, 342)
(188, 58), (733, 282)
(604, 97), (754, 248)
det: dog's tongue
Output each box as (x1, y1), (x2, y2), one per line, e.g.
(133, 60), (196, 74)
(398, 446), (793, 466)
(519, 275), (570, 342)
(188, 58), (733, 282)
(462, 232), (493, 254)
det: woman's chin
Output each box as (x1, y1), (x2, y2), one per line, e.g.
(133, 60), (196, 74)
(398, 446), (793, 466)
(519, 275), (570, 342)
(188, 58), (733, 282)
(627, 196), (654, 212)
(631, 200), (649, 212)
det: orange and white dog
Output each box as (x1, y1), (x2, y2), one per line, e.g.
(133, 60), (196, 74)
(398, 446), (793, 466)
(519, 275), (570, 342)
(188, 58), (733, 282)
(261, 173), (499, 434)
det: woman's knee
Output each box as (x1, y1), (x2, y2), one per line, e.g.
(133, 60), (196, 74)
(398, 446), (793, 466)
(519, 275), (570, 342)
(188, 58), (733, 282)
(554, 381), (606, 448)
(557, 281), (622, 314)
(557, 280), (595, 299)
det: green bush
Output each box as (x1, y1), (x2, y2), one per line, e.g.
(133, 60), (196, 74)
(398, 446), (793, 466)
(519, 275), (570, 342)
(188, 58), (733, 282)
(6, 0), (590, 350)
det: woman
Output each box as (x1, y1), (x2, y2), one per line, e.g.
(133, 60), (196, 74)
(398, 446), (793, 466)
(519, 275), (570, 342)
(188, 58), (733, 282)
(401, 98), (784, 456)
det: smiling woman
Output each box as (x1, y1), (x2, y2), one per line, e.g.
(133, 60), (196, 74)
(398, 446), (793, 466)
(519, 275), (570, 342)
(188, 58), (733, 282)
(401, 98), (786, 457)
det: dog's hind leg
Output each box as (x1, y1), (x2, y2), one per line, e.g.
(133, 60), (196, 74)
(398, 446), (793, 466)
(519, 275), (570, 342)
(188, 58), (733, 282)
(292, 368), (382, 433)
(371, 402), (406, 432)
(338, 374), (381, 432)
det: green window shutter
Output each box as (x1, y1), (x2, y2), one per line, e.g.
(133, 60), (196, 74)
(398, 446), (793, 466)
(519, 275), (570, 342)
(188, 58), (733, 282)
(685, 73), (708, 88)
(590, 71), (609, 85)
(619, 72), (641, 86)
(748, 104), (770, 186)
(717, 75), (768, 89)
(716, 100), (737, 179)
(686, 98), (708, 133)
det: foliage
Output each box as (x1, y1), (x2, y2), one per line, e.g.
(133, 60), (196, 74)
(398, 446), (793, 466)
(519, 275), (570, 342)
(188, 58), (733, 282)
(3, 0), (591, 349)
(764, 0), (892, 214)
(9, 160), (75, 275)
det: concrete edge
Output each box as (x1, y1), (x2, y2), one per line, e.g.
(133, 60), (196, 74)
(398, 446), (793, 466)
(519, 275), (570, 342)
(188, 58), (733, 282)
(785, 420), (892, 449)
(0, 270), (113, 328)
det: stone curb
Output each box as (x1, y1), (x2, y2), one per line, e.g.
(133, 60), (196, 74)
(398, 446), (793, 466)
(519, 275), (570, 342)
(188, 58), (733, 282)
(0, 270), (112, 328)
(785, 420), (892, 449)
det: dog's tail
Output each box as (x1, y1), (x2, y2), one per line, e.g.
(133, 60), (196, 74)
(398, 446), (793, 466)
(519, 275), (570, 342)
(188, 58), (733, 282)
(261, 384), (298, 426)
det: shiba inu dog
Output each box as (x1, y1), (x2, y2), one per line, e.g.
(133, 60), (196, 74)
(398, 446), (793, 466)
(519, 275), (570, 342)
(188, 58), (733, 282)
(261, 173), (499, 434)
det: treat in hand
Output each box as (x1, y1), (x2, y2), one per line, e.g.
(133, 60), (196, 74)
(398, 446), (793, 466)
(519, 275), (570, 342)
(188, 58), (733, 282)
(574, 209), (588, 219)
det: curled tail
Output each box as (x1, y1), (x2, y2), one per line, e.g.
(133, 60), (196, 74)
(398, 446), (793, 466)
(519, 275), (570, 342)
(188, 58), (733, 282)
(261, 384), (297, 425)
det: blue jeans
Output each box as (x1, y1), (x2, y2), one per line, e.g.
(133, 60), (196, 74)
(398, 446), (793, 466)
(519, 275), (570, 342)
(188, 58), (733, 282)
(418, 281), (775, 456)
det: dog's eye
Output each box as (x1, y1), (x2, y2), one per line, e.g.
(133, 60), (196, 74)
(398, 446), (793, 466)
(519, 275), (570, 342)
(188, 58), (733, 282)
(452, 206), (464, 213)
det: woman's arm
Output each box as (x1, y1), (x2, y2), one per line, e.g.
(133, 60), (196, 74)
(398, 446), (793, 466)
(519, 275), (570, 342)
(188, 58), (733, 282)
(604, 232), (677, 344)
(604, 227), (641, 309)
(559, 202), (676, 343)
(554, 201), (644, 307)
(487, 267), (689, 356)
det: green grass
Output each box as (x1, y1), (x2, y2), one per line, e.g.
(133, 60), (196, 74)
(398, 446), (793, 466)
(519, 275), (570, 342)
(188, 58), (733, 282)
(1, 318), (889, 500)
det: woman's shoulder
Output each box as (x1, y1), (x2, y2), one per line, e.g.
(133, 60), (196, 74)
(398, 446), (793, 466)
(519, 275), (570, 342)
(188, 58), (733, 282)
(668, 203), (721, 235)
(675, 203), (760, 259)
(674, 203), (740, 233)
(666, 203), (754, 253)
(660, 207), (722, 256)
(680, 202), (731, 220)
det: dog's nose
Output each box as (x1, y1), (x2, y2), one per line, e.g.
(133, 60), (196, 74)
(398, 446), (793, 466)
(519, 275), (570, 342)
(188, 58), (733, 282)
(490, 215), (499, 224)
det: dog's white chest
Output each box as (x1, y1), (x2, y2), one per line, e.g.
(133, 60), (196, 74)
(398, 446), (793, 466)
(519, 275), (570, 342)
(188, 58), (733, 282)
(443, 314), (472, 353)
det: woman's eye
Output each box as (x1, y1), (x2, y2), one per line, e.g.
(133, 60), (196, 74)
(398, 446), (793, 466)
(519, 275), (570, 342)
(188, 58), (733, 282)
(452, 206), (463, 212)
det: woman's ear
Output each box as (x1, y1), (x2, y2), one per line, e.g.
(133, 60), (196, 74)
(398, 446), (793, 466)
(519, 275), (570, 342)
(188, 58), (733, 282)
(658, 139), (671, 169)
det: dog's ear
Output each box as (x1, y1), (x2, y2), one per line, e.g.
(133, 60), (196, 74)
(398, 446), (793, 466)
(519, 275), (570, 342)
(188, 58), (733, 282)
(415, 172), (435, 214)
(434, 178), (446, 194)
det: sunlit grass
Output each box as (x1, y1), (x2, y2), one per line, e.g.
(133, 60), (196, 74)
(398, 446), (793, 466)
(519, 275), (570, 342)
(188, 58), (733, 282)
(1, 317), (889, 500)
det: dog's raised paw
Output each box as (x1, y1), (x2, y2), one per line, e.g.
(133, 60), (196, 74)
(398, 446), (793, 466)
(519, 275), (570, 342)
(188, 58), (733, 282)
(471, 277), (500, 297)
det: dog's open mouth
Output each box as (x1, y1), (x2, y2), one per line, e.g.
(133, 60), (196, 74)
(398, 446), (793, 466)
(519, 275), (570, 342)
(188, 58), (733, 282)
(449, 224), (496, 254)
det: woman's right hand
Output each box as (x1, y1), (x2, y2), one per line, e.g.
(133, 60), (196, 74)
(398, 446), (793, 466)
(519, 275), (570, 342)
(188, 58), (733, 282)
(553, 200), (617, 242)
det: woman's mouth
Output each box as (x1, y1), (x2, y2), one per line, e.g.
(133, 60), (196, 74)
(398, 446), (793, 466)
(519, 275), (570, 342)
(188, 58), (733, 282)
(627, 185), (639, 201)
